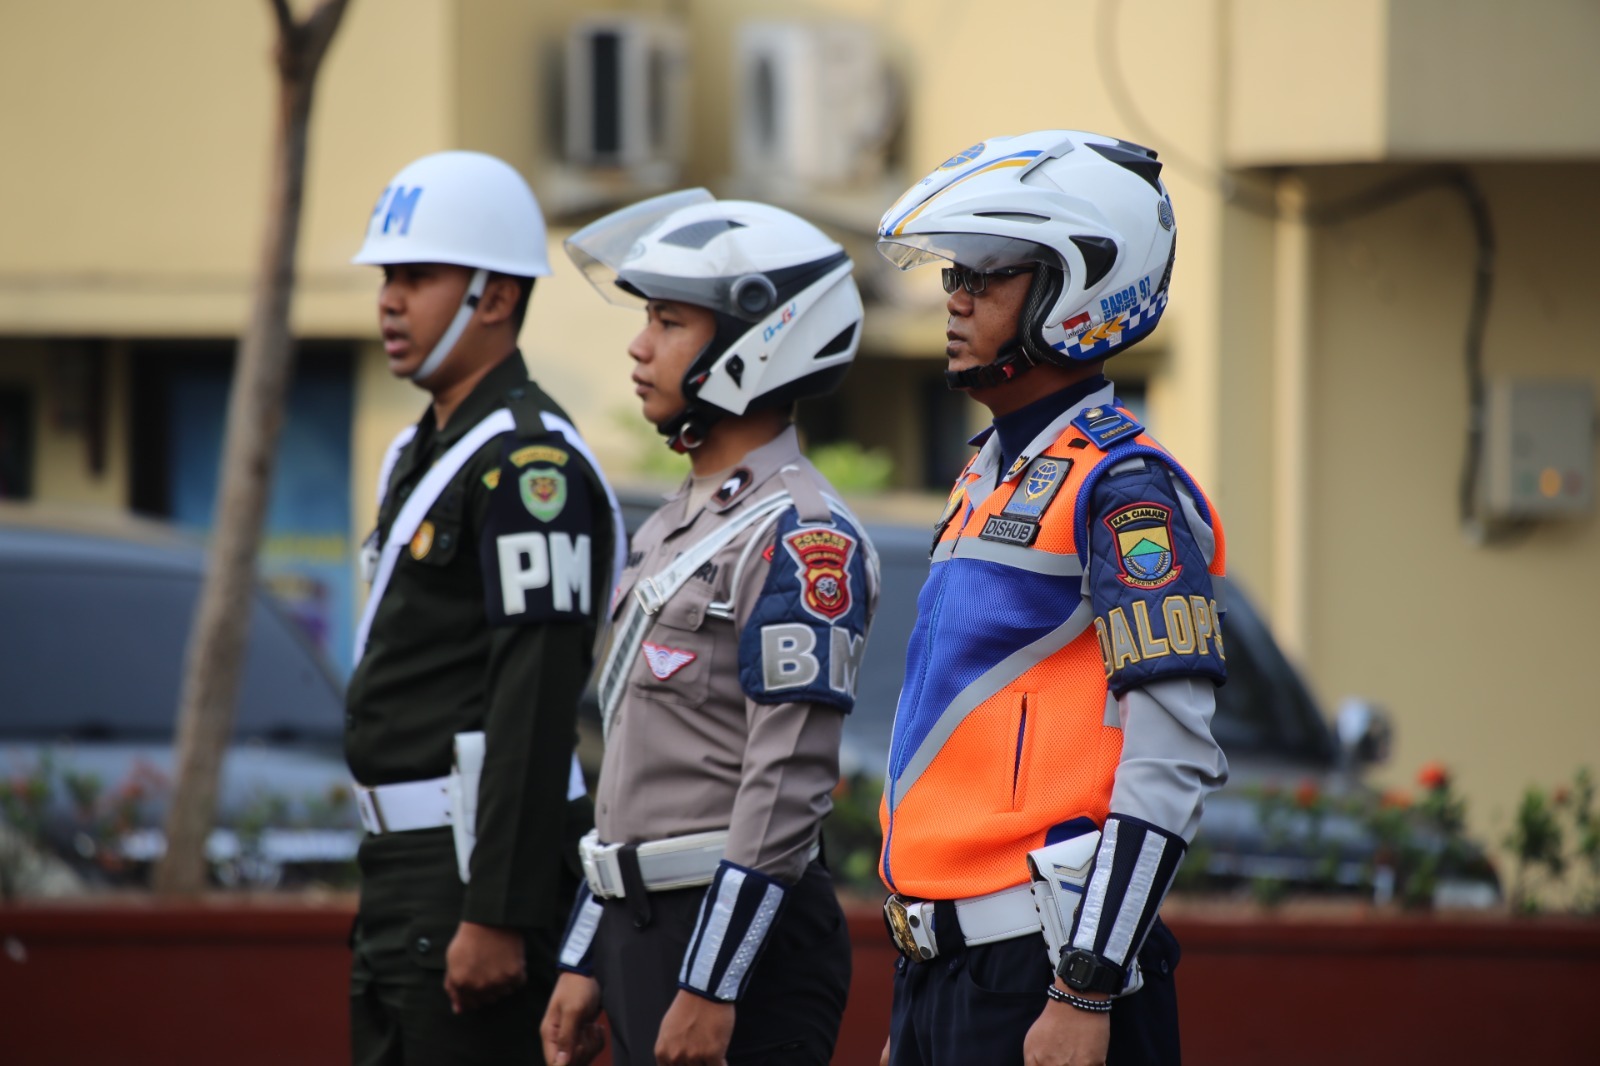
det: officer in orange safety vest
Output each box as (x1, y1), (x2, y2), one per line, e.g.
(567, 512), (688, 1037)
(872, 130), (1230, 1066)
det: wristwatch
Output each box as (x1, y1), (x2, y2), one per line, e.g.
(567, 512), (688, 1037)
(1057, 949), (1121, 994)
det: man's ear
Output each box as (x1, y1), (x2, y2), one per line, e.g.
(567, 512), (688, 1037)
(476, 274), (523, 327)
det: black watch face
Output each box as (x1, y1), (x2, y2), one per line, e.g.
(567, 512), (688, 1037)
(1062, 951), (1110, 991)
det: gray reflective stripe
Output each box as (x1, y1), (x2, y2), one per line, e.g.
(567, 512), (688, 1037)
(931, 538), (956, 564)
(1103, 831), (1168, 966)
(559, 894), (603, 968)
(713, 881), (784, 999)
(949, 539), (1084, 576)
(1072, 819), (1120, 952)
(890, 598), (1097, 811)
(684, 866), (744, 991)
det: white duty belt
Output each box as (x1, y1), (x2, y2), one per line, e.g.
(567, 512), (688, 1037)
(578, 828), (820, 899)
(354, 777), (452, 834)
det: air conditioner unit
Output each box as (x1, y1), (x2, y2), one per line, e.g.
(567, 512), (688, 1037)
(733, 21), (895, 191)
(563, 17), (688, 177)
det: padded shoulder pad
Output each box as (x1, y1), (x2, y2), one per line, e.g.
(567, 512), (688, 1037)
(738, 507), (871, 713)
(1071, 404), (1143, 450)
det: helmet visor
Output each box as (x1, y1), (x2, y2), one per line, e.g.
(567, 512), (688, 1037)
(564, 188), (717, 307)
(877, 231), (1054, 273)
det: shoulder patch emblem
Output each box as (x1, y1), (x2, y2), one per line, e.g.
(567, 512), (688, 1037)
(1105, 501), (1182, 589)
(519, 466), (567, 521)
(511, 444), (568, 468)
(713, 467), (754, 506)
(1072, 406), (1143, 449)
(410, 520), (435, 560)
(642, 641), (696, 680)
(783, 526), (857, 622)
(1002, 456), (1072, 521)
(481, 468), (502, 491)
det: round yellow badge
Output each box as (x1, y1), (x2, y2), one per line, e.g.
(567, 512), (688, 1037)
(410, 520), (435, 560)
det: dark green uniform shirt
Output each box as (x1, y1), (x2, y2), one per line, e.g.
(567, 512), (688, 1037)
(346, 353), (612, 929)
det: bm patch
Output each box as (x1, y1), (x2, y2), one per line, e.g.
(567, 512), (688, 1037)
(1105, 501), (1182, 589)
(783, 527), (857, 622)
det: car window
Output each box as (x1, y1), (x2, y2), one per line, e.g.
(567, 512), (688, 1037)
(0, 567), (343, 743)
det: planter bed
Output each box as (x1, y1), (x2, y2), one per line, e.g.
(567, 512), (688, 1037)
(3, 897), (1595, 1065)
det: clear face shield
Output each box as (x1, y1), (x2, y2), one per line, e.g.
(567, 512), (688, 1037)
(563, 188), (718, 307)
(875, 231), (1055, 274)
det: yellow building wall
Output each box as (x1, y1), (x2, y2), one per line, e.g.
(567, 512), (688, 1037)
(1300, 163), (1600, 850)
(0, 0), (451, 339)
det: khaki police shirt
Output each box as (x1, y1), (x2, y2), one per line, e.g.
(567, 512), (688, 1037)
(595, 427), (877, 885)
(346, 353), (611, 929)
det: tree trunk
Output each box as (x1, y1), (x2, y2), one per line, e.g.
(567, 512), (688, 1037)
(155, 0), (351, 896)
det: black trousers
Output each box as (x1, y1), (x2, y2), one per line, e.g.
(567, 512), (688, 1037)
(889, 916), (1182, 1066)
(591, 860), (852, 1066)
(348, 828), (564, 1066)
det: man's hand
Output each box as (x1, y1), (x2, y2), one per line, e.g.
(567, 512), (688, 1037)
(1022, 988), (1111, 1066)
(540, 972), (607, 1066)
(654, 989), (736, 1066)
(880, 1035), (890, 1066)
(443, 921), (526, 1014)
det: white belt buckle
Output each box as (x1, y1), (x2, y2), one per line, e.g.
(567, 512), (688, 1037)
(579, 831), (625, 899)
(634, 579), (666, 615)
(354, 786), (383, 834)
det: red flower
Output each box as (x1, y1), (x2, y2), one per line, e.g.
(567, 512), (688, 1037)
(1553, 787), (1571, 808)
(1417, 762), (1450, 791)
(1380, 789), (1413, 810)
(1294, 780), (1320, 808)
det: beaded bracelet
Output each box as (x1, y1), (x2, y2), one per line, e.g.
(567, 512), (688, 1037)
(1045, 984), (1114, 1013)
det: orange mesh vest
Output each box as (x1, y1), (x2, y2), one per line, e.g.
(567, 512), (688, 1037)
(878, 411), (1226, 899)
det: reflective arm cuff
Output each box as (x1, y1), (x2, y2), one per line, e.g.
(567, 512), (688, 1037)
(677, 860), (787, 1003)
(557, 883), (603, 976)
(1067, 814), (1186, 978)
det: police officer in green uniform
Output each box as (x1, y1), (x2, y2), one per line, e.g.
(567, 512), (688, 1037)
(345, 150), (624, 1066)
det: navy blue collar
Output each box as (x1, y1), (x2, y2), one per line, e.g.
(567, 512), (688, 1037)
(988, 375), (1109, 474)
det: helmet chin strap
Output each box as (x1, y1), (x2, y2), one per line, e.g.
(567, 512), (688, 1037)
(410, 268), (488, 384)
(944, 338), (1037, 391)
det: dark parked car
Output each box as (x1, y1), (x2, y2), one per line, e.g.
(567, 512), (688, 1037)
(0, 503), (359, 889)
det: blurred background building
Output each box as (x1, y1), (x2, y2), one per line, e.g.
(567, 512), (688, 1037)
(1, 0), (1596, 868)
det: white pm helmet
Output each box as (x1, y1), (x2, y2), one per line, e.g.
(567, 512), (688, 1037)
(353, 151), (551, 381)
(877, 130), (1177, 389)
(566, 189), (863, 449)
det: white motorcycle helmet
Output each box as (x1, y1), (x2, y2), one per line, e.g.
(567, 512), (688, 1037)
(877, 130), (1177, 389)
(566, 190), (863, 449)
(353, 150), (552, 382)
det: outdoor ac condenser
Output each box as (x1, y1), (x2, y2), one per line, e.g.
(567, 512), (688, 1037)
(733, 21), (895, 192)
(563, 17), (688, 176)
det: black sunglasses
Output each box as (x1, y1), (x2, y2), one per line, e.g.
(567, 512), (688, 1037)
(940, 264), (1036, 295)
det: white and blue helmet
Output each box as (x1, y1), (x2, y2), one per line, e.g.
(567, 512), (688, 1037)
(566, 190), (862, 449)
(877, 130), (1177, 381)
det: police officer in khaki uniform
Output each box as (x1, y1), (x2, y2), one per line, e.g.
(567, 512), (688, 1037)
(346, 151), (624, 1066)
(539, 192), (877, 1066)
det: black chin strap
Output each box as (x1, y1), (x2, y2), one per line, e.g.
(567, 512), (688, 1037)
(945, 338), (1037, 391)
(659, 407), (718, 453)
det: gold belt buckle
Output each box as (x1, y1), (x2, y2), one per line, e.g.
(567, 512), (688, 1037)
(883, 894), (934, 962)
